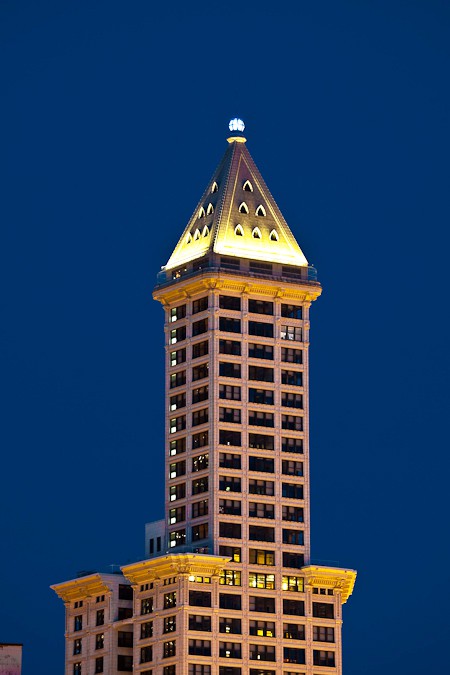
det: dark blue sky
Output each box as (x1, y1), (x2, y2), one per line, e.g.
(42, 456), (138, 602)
(1, 1), (450, 673)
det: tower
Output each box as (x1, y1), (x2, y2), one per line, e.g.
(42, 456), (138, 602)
(52, 120), (356, 675)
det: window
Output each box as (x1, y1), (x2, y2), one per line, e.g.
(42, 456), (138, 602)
(249, 620), (275, 637)
(283, 529), (304, 546)
(192, 340), (209, 359)
(218, 617), (241, 635)
(252, 227), (262, 239)
(73, 639), (82, 655)
(282, 460), (303, 476)
(249, 548), (275, 566)
(282, 506), (304, 523)
(219, 545), (241, 562)
(220, 339), (241, 355)
(192, 431), (209, 449)
(219, 476), (241, 492)
(281, 347), (303, 364)
(169, 528), (185, 548)
(248, 365), (274, 382)
(164, 667), (176, 675)
(74, 615), (82, 631)
(96, 609), (104, 626)
(96, 596), (104, 603)
(170, 348), (186, 366)
(281, 392), (303, 409)
(282, 415), (303, 431)
(219, 384), (241, 401)
(220, 570), (242, 586)
(141, 597), (154, 615)
(94, 657), (103, 674)
(269, 229), (278, 241)
(220, 668), (241, 675)
(220, 362), (241, 379)
(219, 317), (241, 333)
(281, 370), (303, 387)
(189, 615), (211, 631)
(169, 460), (186, 478)
(283, 647), (305, 664)
(313, 603), (334, 619)
(248, 433), (274, 450)
(140, 646), (153, 663)
(283, 599), (305, 616)
(243, 180), (253, 192)
(313, 651), (336, 667)
(249, 573), (275, 589)
(219, 430), (241, 446)
(219, 295), (241, 311)
(189, 639), (211, 656)
(220, 408), (242, 424)
(281, 326), (302, 342)
(206, 203), (214, 215)
(234, 224), (244, 236)
(170, 304), (186, 322)
(170, 370), (186, 389)
(192, 408), (208, 427)
(163, 641), (176, 658)
(73, 663), (81, 675)
(250, 644), (275, 661)
(282, 576), (304, 592)
(192, 523), (209, 541)
(141, 621), (153, 638)
(282, 438), (303, 454)
(193, 297), (208, 314)
(249, 671), (275, 675)
(255, 204), (266, 216)
(170, 326), (186, 344)
(238, 202), (249, 213)
(221, 256), (240, 270)
(192, 477), (208, 494)
(248, 389), (274, 406)
(248, 343), (273, 360)
(117, 655), (133, 672)
(249, 456), (274, 473)
(192, 499), (208, 519)
(219, 594), (242, 610)
(170, 392), (186, 411)
(219, 453), (241, 469)
(219, 642), (242, 658)
(250, 260), (272, 274)
(249, 525), (275, 542)
(249, 479), (274, 496)
(211, 181), (218, 193)
(162, 592), (176, 609)
(95, 633), (104, 650)
(192, 363), (209, 381)
(281, 304), (303, 319)
(169, 482), (186, 501)
(282, 483), (304, 500)
(313, 626), (335, 642)
(248, 321), (274, 338)
(283, 623), (305, 640)
(283, 552), (305, 569)
(249, 502), (274, 519)
(220, 499), (242, 515)
(248, 411), (274, 428)
(189, 590), (211, 607)
(219, 522), (242, 539)
(248, 300), (273, 315)
(170, 437), (186, 456)
(192, 385), (208, 404)
(193, 318), (208, 336)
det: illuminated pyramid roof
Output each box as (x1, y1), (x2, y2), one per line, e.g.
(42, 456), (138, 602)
(164, 120), (309, 271)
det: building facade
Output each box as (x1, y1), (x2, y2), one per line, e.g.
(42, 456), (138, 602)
(52, 121), (356, 675)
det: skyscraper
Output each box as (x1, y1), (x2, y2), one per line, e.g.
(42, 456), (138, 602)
(52, 120), (356, 675)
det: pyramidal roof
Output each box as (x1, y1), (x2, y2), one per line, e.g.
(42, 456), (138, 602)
(164, 126), (309, 271)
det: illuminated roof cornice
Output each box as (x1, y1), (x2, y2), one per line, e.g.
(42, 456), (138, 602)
(301, 565), (357, 604)
(121, 553), (230, 585)
(165, 133), (309, 270)
(51, 573), (113, 602)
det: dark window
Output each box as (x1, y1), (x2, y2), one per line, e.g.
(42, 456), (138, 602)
(118, 607), (132, 620)
(192, 499), (208, 519)
(313, 651), (336, 667)
(219, 317), (241, 333)
(170, 392), (186, 411)
(73, 639), (82, 655)
(248, 411), (274, 428)
(281, 304), (303, 319)
(248, 343), (273, 360)
(219, 545), (241, 562)
(248, 389), (274, 406)
(74, 615), (82, 631)
(189, 639), (211, 656)
(96, 610), (104, 626)
(192, 363), (209, 381)
(219, 476), (241, 492)
(189, 591), (212, 607)
(283, 647), (305, 664)
(141, 621), (153, 639)
(117, 655), (133, 672)
(281, 347), (303, 364)
(282, 483), (304, 500)
(73, 664), (81, 675)
(249, 644), (275, 661)
(249, 525), (275, 542)
(169, 482), (186, 501)
(219, 408), (241, 424)
(192, 340), (209, 359)
(140, 646), (153, 664)
(219, 430), (241, 447)
(220, 339), (241, 355)
(170, 348), (186, 365)
(313, 626), (335, 642)
(249, 479), (274, 496)
(193, 297), (208, 314)
(283, 623), (305, 640)
(219, 593), (242, 610)
(249, 502), (274, 519)
(281, 392), (303, 409)
(192, 431), (209, 449)
(219, 295), (241, 311)
(283, 599), (305, 616)
(219, 642), (242, 658)
(221, 256), (240, 270)
(313, 603), (334, 619)
(248, 365), (274, 382)
(192, 408), (208, 427)
(281, 370), (303, 386)
(170, 304), (186, 322)
(220, 362), (241, 378)
(192, 477), (209, 495)
(219, 453), (241, 469)
(282, 437), (303, 454)
(219, 617), (242, 634)
(248, 299), (273, 315)
(219, 522), (242, 539)
(249, 671), (274, 675)
(249, 549), (275, 566)
(189, 615), (212, 631)
(282, 506), (304, 523)
(95, 657), (104, 674)
(248, 321), (274, 338)
(192, 385), (208, 404)
(283, 552), (305, 569)
(192, 523), (209, 541)
(282, 460), (303, 476)
(219, 384), (241, 400)
(248, 433), (274, 450)
(220, 499), (242, 516)
(170, 370), (186, 389)
(95, 633), (104, 650)
(249, 596), (276, 613)
(193, 318), (208, 336)
(189, 666), (210, 675)
(249, 456), (274, 473)
(164, 667), (176, 675)
(219, 669), (241, 675)
(282, 415), (303, 431)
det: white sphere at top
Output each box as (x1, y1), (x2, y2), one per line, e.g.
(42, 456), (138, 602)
(229, 118), (245, 132)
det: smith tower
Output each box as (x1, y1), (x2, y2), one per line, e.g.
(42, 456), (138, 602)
(52, 120), (356, 675)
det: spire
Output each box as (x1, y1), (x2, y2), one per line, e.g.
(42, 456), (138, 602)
(164, 120), (309, 271)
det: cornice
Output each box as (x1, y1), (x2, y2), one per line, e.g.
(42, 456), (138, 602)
(302, 565), (357, 604)
(121, 553), (230, 585)
(50, 574), (115, 602)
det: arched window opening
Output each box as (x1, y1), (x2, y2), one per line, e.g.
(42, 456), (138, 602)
(194, 228), (201, 240)
(198, 207), (206, 219)
(234, 224), (244, 237)
(202, 226), (210, 237)
(270, 229), (279, 242)
(256, 205), (266, 217)
(243, 180), (253, 192)
(238, 202), (249, 214)
(211, 182), (218, 193)
(252, 227), (262, 239)
(206, 203), (214, 215)
(186, 233), (193, 244)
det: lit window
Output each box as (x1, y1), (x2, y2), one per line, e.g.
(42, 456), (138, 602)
(234, 224), (244, 236)
(269, 229), (278, 241)
(252, 227), (262, 239)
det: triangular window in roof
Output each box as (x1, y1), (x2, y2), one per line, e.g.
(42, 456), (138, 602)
(194, 228), (201, 240)
(239, 202), (249, 214)
(252, 227), (262, 239)
(255, 204), (266, 217)
(234, 224), (244, 237)
(270, 229), (279, 242)
(206, 203), (214, 215)
(202, 225), (210, 238)
(211, 181), (218, 193)
(186, 233), (193, 244)
(198, 207), (206, 219)
(243, 180), (253, 192)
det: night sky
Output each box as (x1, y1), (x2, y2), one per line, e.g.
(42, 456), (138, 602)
(1, 1), (450, 673)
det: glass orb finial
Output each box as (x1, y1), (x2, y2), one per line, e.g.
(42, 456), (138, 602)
(229, 118), (245, 132)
